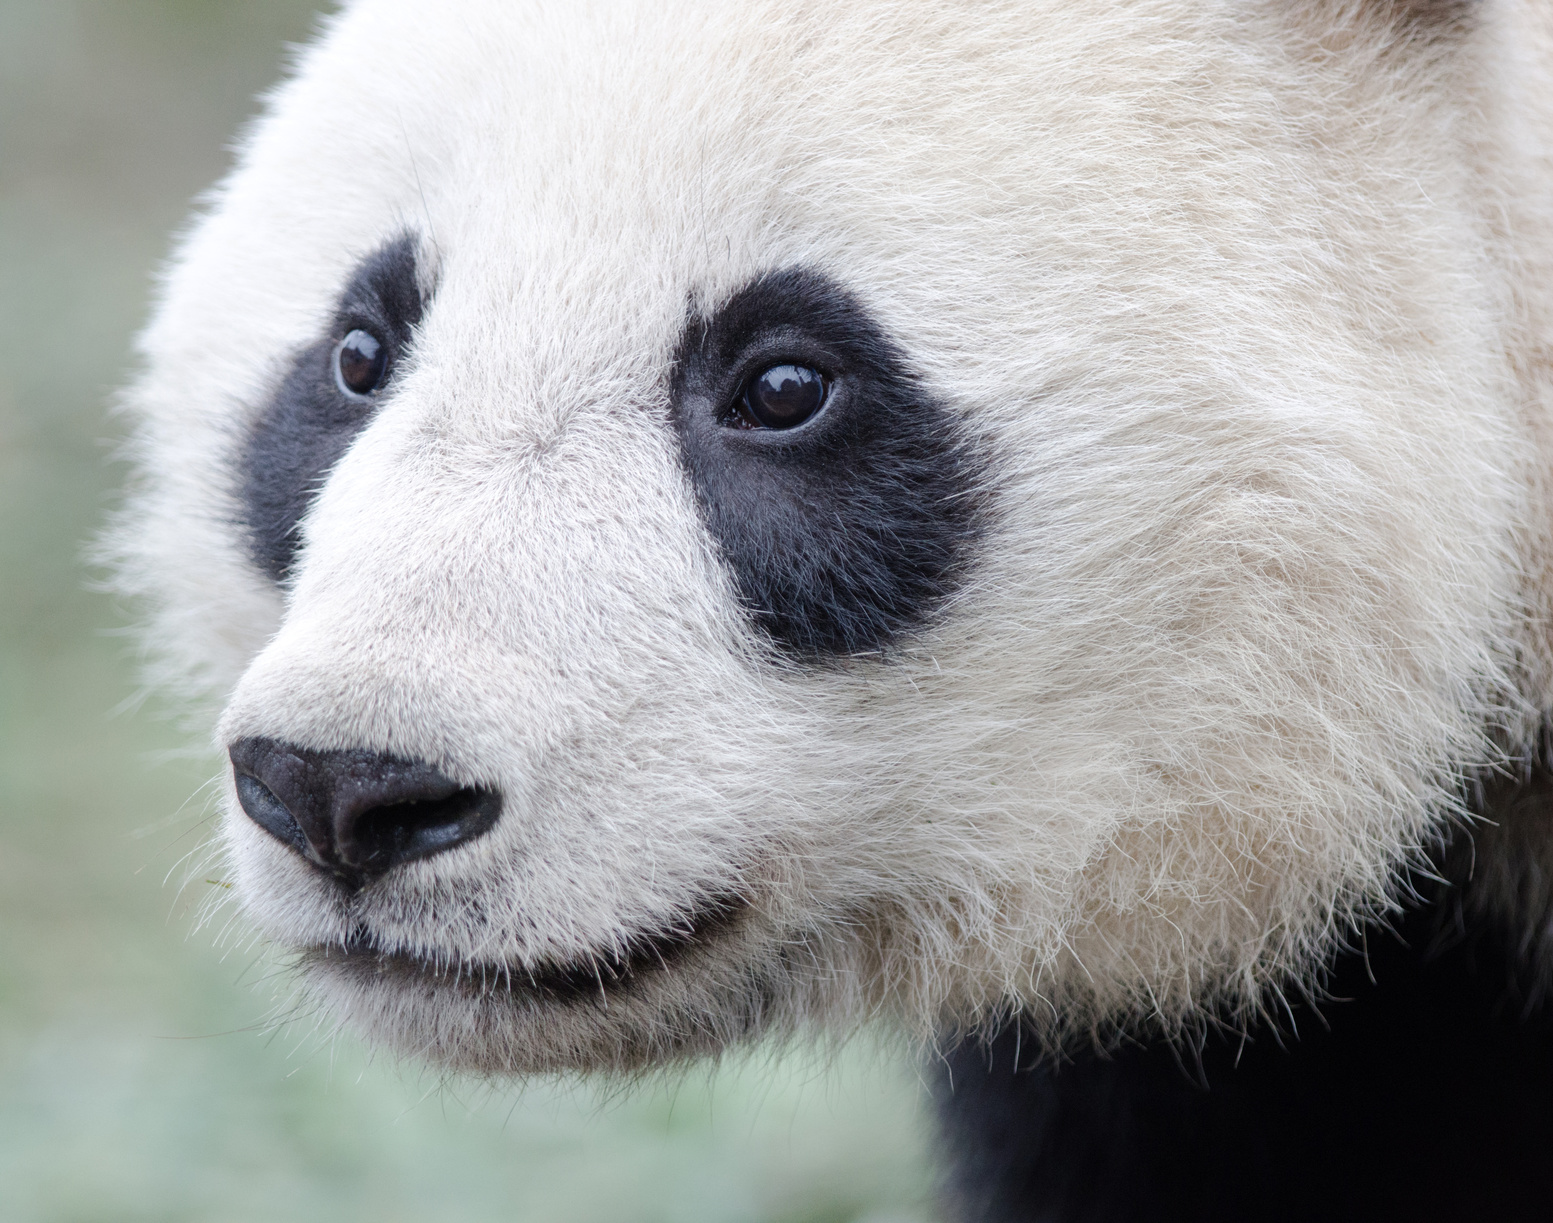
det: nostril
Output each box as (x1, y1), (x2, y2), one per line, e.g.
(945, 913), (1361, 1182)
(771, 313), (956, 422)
(233, 772), (309, 856)
(228, 737), (502, 883)
(344, 788), (503, 875)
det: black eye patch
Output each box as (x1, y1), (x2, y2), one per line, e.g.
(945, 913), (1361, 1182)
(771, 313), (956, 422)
(670, 267), (987, 661)
(238, 233), (426, 583)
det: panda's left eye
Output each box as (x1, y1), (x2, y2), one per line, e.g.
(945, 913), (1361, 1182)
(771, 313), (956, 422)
(735, 363), (827, 430)
(334, 328), (388, 398)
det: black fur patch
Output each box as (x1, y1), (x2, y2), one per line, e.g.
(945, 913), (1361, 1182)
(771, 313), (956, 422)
(670, 267), (986, 660)
(239, 233), (425, 582)
(932, 807), (1553, 1222)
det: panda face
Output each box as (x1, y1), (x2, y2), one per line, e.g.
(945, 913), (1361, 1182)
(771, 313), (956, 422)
(113, 0), (1529, 1070)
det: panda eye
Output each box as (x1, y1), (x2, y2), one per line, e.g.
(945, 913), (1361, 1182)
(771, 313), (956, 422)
(735, 363), (827, 430)
(334, 328), (388, 398)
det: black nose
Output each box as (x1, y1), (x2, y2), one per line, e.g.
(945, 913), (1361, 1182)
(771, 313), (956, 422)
(228, 737), (502, 884)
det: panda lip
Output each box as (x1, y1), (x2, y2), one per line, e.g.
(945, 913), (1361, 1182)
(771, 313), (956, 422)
(311, 892), (750, 1004)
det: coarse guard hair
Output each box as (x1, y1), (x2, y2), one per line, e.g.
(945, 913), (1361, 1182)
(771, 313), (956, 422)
(108, 0), (1553, 1078)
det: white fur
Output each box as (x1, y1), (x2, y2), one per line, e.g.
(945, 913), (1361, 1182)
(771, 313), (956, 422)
(109, 0), (1553, 1070)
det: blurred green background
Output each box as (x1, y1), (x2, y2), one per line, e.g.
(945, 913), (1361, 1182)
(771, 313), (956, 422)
(0, 5), (937, 1220)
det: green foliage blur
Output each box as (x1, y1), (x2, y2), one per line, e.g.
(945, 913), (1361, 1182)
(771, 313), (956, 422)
(0, 5), (936, 1219)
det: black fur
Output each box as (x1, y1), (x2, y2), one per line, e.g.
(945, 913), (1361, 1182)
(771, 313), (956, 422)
(670, 267), (986, 660)
(933, 769), (1553, 1223)
(239, 233), (425, 582)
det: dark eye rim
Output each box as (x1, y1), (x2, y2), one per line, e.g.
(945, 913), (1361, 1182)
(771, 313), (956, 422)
(332, 326), (390, 400)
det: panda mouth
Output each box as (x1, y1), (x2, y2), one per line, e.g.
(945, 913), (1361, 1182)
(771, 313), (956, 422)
(307, 892), (750, 1005)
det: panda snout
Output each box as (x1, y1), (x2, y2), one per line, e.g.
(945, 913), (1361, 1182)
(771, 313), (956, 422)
(228, 737), (502, 886)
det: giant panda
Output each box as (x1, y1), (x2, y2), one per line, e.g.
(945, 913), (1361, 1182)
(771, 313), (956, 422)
(108, 1), (1553, 1219)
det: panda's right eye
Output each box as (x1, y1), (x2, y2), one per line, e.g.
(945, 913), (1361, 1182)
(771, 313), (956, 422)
(334, 328), (387, 398)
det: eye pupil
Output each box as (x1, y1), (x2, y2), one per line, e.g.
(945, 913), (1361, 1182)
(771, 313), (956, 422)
(335, 329), (387, 397)
(744, 364), (826, 429)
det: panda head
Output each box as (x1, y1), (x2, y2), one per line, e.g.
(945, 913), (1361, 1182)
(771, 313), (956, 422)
(112, 0), (1529, 1072)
